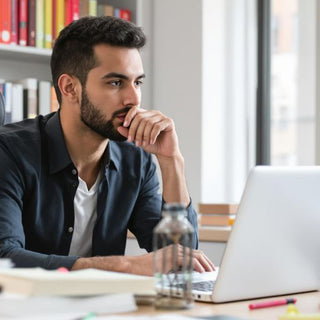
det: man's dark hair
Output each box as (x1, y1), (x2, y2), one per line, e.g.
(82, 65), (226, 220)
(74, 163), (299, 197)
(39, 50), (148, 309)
(50, 16), (146, 105)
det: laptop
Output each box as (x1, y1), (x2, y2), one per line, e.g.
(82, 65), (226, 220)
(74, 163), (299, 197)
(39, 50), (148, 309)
(190, 166), (320, 302)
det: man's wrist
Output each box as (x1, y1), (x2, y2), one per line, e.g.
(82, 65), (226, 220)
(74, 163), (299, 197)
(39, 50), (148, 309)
(156, 152), (184, 168)
(71, 256), (132, 273)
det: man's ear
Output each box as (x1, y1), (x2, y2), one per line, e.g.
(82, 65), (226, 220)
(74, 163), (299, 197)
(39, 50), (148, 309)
(58, 74), (81, 104)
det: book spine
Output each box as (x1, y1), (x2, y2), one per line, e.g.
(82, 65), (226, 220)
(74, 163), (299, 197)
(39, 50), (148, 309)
(55, 0), (64, 37)
(28, 0), (36, 46)
(11, 83), (24, 122)
(51, 0), (56, 43)
(96, 3), (104, 17)
(19, 0), (28, 46)
(35, 0), (44, 48)
(199, 214), (235, 226)
(88, 0), (97, 16)
(65, 0), (73, 25)
(103, 4), (114, 17)
(72, 0), (80, 21)
(23, 78), (38, 118)
(199, 226), (231, 242)
(44, 0), (52, 48)
(79, 0), (89, 17)
(119, 8), (131, 21)
(11, 0), (19, 44)
(198, 204), (238, 215)
(1, 0), (12, 44)
(38, 80), (51, 116)
(113, 8), (120, 18)
(3, 82), (13, 123)
(0, 5), (2, 43)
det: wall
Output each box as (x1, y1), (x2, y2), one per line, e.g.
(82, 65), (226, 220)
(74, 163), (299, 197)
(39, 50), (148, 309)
(151, 0), (257, 205)
(152, 0), (203, 206)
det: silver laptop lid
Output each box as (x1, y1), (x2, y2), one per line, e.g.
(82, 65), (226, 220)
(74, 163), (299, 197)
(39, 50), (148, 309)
(213, 166), (320, 302)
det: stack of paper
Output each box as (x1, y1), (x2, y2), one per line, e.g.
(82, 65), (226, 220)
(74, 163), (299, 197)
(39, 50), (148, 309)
(0, 268), (155, 296)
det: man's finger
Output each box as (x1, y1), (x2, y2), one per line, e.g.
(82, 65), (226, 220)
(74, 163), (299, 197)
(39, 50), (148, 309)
(123, 106), (142, 128)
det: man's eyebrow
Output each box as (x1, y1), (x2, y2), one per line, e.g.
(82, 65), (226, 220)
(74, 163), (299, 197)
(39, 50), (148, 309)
(101, 72), (146, 80)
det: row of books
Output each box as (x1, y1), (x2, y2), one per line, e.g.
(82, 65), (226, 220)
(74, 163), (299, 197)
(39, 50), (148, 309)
(0, 78), (59, 124)
(0, 0), (131, 48)
(198, 203), (238, 227)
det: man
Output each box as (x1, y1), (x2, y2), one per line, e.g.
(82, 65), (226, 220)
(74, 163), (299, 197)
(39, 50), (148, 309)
(0, 16), (214, 275)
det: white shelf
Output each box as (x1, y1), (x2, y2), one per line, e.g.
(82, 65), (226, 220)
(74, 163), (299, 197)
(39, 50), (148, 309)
(0, 44), (51, 64)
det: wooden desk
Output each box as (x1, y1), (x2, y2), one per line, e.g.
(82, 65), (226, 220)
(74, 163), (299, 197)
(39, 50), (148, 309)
(127, 292), (320, 319)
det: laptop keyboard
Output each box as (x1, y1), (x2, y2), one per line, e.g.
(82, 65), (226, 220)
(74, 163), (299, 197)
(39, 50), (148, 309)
(191, 280), (216, 292)
(176, 280), (216, 292)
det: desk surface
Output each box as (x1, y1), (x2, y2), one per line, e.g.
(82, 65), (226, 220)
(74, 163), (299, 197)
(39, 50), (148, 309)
(128, 292), (320, 319)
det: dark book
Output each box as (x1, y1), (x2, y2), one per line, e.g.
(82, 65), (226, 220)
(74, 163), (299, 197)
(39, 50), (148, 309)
(28, 0), (36, 46)
(18, 0), (28, 46)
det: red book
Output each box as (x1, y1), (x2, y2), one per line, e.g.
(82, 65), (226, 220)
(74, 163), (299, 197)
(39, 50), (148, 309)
(0, 0), (12, 44)
(11, 0), (19, 44)
(0, 3), (3, 43)
(19, 0), (28, 46)
(65, 0), (73, 26)
(28, 0), (36, 46)
(120, 8), (131, 21)
(72, 0), (80, 21)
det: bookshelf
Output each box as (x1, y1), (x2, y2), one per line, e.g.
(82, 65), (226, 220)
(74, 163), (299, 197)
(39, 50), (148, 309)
(0, 44), (51, 83)
(0, 44), (51, 61)
(0, 0), (152, 95)
(0, 45), (51, 81)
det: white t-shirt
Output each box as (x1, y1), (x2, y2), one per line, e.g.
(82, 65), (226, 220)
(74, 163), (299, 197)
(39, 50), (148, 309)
(68, 172), (102, 257)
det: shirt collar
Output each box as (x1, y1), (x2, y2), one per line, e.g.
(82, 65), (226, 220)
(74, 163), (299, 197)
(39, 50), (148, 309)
(45, 111), (122, 174)
(45, 111), (73, 174)
(105, 141), (121, 172)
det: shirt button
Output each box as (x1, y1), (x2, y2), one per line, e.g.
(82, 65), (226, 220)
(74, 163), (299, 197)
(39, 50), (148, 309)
(68, 227), (73, 233)
(71, 169), (77, 175)
(72, 182), (77, 188)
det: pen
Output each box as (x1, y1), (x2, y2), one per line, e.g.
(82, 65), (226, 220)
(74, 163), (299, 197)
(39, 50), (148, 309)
(249, 298), (297, 310)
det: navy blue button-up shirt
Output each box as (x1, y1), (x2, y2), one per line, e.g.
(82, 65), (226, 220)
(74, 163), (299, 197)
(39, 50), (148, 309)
(0, 112), (198, 270)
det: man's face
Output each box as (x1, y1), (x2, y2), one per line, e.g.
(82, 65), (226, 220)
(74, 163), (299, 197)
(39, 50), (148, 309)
(80, 44), (144, 141)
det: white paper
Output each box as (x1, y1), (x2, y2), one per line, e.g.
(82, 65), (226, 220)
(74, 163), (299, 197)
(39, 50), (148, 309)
(97, 315), (203, 320)
(0, 292), (137, 318)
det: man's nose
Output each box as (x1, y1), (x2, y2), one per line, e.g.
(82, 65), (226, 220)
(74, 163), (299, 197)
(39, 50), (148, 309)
(123, 84), (141, 107)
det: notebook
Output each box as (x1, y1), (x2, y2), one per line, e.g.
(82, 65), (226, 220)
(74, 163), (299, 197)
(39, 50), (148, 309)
(187, 166), (320, 302)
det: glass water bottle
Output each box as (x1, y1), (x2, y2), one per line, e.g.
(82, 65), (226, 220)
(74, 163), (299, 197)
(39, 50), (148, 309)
(153, 203), (194, 309)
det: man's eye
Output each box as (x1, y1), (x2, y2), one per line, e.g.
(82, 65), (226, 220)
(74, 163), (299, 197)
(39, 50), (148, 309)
(110, 80), (122, 87)
(135, 80), (144, 86)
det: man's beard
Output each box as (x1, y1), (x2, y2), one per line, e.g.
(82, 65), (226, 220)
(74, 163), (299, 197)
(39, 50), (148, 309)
(80, 89), (129, 141)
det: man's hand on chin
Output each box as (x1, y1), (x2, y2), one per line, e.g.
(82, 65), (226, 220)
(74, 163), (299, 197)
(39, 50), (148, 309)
(117, 106), (180, 159)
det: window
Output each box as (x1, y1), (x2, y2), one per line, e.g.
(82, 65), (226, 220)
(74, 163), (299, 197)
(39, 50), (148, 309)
(258, 0), (318, 165)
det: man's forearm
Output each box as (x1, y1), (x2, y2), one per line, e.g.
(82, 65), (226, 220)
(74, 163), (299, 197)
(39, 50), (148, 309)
(72, 256), (131, 272)
(71, 249), (215, 275)
(157, 153), (190, 207)
(71, 255), (156, 276)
